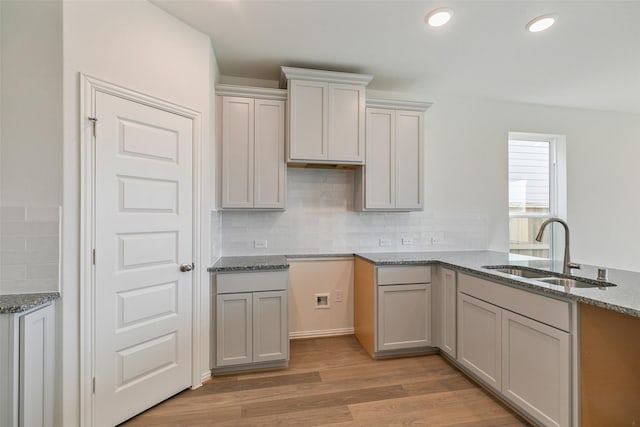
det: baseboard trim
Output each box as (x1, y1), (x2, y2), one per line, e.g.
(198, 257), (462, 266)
(289, 328), (354, 339)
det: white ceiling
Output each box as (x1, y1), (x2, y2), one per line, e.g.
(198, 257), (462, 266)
(153, 0), (640, 113)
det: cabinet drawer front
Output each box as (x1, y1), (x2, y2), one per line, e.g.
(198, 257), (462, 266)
(377, 266), (431, 285)
(458, 273), (571, 332)
(216, 270), (288, 294)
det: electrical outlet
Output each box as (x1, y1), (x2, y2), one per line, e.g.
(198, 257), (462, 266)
(431, 236), (443, 245)
(379, 238), (392, 247)
(254, 239), (268, 249)
(334, 290), (344, 302)
(402, 237), (414, 245)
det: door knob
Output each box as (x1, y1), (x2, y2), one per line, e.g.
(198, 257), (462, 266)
(180, 263), (193, 272)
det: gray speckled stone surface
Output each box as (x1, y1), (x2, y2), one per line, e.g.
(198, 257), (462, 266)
(208, 255), (289, 272)
(355, 250), (640, 318)
(0, 292), (60, 314)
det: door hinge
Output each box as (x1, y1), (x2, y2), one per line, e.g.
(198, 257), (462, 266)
(92, 249), (96, 265)
(92, 377), (96, 393)
(88, 116), (98, 138)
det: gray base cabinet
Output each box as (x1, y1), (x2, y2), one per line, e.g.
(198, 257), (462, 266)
(377, 283), (430, 351)
(0, 302), (55, 427)
(213, 270), (289, 371)
(457, 273), (571, 427)
(376, 265), (432, 354)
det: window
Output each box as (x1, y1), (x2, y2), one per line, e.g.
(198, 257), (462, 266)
(508, 132), (566, 259)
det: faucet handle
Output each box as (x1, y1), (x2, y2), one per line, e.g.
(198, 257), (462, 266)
(568, 262), (581, 270)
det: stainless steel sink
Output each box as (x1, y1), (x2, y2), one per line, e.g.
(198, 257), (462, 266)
(483, 265), (616, 288)
(537, 277), (614, 288)
(483, 265), (551, 279)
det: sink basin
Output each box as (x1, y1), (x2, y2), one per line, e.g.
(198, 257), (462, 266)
(537, 277), (615, 288)
(483, 265), (551, 279)
(483, 265), (617, 288)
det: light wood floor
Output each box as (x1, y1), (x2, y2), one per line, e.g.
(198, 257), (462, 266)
(122, 335), (530, 426)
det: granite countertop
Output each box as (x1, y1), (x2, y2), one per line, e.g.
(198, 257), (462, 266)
(208, 255), (289, 272)
(0, 292), (60, 314)
(355, 250), (640, 318)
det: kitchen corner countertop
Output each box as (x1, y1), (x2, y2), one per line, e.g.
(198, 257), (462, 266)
(208, 255), (289, 272)
(355, 250), (640, 318)
(0, 292), (60, 314)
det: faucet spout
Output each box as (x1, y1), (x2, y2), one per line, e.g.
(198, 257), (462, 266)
(535, 217), (580, 275)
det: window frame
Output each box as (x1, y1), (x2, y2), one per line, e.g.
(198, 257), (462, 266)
(508, 132), (567, 261)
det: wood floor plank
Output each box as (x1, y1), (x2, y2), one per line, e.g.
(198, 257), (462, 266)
(348, 388), (527, 425)
(214, 406), (353, 427)
(241, 384), (408, 418)
(121, 335), (531, 426)
(191, 371), (321, 394)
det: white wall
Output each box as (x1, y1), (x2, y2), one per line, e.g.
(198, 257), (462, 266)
(0, 1), (63, 295)
(0, 0), (63, 208)
(426, 95), (640, 271)
(61, 1), (216, 426)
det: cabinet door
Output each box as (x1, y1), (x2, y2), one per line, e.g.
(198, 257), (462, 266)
(216, 293), (253, 367)
(458, 293), (501, 391)
(328, 84), (365, 163)
(502, 310), (570, 427)
(441, 268), (457, 358)
(221, 96), (254, 208)
(377, 284), (430, 351)
(253, 291), (288, 363)
(395, 110), (423, 210)
(365, 108), (395, 209)
(288, 79), (328, 161)
(254, 99), (286, 209)
(20, 303), (55, 427)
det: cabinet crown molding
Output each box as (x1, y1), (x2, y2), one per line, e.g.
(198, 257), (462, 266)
(216, 84), (287, 101)
(280, 66), (373, 88)
(366, 98), (433, 112)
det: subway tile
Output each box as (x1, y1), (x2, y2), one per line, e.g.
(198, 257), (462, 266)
(26, 263), (59, 280)
(1, 236), (27, 251)
(0, 264), (27, 280)
(0, 207), (26, 222)
(26, 206), (61, 222)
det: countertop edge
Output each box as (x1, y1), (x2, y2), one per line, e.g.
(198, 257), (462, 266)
(0, 292), (60, 314)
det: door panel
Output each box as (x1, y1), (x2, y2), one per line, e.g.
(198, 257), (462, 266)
(253, 291), (288, 362)
(365, 108), (395, 209)
(377, 283), (430, 351)
(395, 111), (423, 209)
(216, 293), (253, 367)
(458, 293), (502, 391)
(94, 91), (193, 426)
(502, 310), (570, 427)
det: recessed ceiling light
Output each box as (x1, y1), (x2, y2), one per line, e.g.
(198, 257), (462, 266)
(425, 8), (453, 28)
(526, 14), (557, 33)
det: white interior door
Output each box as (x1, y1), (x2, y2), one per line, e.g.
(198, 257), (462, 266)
(93, 91), (193, 426)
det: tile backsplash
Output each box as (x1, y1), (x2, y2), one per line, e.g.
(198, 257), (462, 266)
(0, 206), (61, 294)
(219, 169), (488, 256)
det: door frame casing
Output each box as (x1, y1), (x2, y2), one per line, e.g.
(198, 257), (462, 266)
(79, 74), (205, 426)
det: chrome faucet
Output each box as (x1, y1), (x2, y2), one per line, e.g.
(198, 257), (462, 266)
(535, 217), (581, 275)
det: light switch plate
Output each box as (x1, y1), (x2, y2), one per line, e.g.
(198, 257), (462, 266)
(254, 239), (268, 249)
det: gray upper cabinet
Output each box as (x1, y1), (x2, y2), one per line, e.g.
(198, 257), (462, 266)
(217, 85), (286, 210)
(355, 99), (431, 211)
(280, 67), (372, 165)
